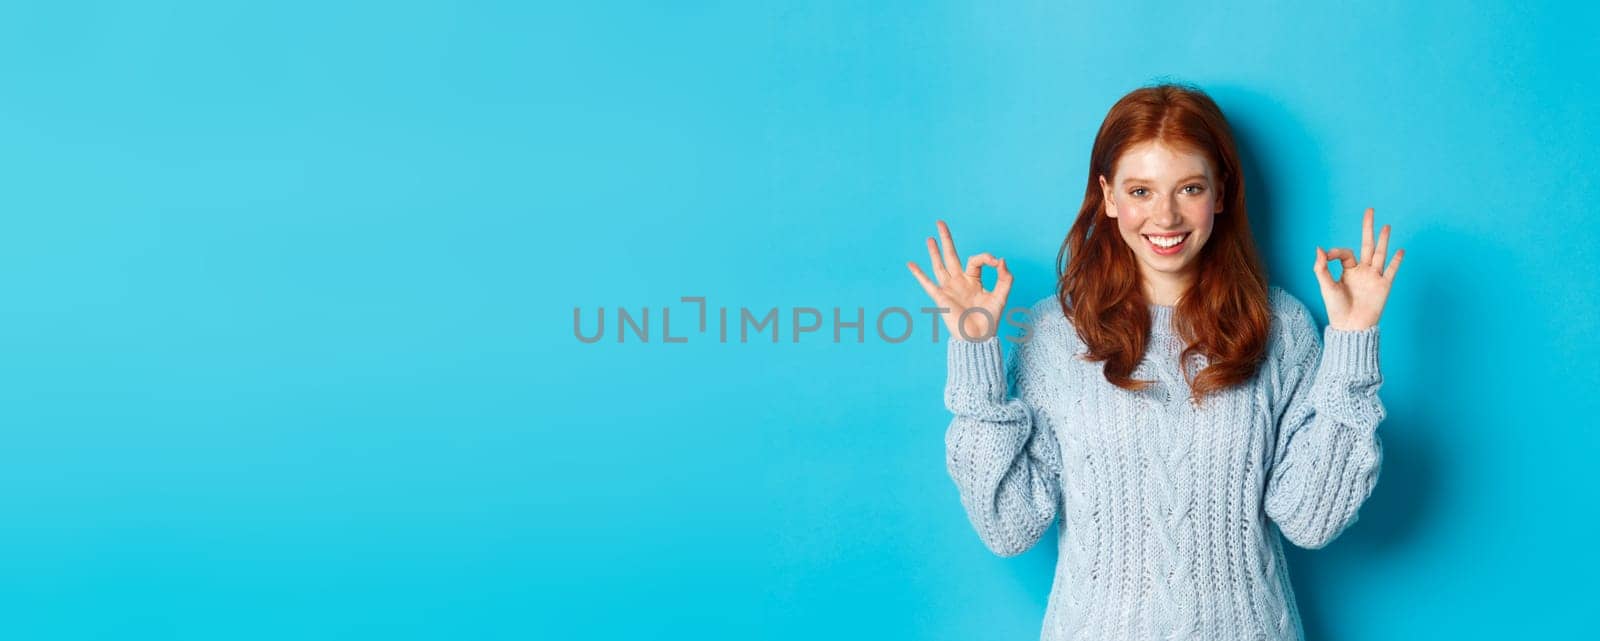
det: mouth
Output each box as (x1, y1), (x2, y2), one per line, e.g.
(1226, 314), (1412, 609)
(1143, 232), (1190, 255)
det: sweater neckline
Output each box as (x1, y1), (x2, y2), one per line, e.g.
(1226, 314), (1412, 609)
(1149, 302), (1176, 336)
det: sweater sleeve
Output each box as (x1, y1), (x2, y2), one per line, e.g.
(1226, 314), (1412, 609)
(943, 333), (1063, 557)
(1263, 310), (1386, 550)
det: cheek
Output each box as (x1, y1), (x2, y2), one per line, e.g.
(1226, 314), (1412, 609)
(1191, 213), (1218, 244)
(1180, 201), (1214, 226)
(1116, 210), (1147, 237)
(1115, 200), (1150, 225)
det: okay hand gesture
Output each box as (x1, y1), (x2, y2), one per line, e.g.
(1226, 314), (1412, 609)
(906, 220), (1012, 341)
(1315, 207), (1405, 331)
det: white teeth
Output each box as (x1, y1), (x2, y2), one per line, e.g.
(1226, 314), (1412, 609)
(1145, 233), (1188, 248)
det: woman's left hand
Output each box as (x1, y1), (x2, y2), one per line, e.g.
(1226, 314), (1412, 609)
(1314, 207), (1405, 331)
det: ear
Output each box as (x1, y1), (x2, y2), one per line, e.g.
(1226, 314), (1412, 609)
(1098, 175), (1118, 218)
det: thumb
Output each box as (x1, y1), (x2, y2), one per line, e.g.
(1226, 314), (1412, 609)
(994, 258), (1014, 301)
(1312, 246), (1336, 288)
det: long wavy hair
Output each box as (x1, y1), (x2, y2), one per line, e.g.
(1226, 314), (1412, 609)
(1054, 82), (1271, 407)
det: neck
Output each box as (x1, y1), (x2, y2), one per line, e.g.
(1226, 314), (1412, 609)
(1141, 273), (1194, 307)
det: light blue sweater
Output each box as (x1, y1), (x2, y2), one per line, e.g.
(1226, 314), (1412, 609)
(944, 285), (1385, 641)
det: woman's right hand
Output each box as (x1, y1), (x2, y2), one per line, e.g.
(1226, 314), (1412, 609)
(906, 220), (1013, 342)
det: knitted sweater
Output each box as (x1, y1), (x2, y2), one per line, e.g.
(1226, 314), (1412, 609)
(943, 285), (1385, 641)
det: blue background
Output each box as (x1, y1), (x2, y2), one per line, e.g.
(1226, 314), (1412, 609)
(1, 1), (1595, 639)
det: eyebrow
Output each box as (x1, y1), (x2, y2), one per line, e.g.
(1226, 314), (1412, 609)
(1121, 174), (1208, 184)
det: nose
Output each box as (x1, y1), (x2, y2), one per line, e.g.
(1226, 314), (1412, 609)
(1158, 193), (1184, 227)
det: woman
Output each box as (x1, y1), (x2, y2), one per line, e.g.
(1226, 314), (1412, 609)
(905, 83), (1404, 641)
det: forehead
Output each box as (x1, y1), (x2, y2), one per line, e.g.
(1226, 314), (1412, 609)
(1113, 140), (1213, 182)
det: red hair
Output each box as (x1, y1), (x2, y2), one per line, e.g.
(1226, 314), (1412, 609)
(1054, 82), (1272, 407)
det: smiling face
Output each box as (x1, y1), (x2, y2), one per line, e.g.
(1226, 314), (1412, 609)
(1098, 140), (1225, 305)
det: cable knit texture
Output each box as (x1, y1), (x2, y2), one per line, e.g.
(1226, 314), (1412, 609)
(943, 285), (1384, 641)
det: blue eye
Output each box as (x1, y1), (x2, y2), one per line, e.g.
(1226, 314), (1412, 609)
(1184, 184), (1205, 194)
(1131, 188), (1148, 197)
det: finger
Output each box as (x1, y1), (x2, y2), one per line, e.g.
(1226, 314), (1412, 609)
(906, 262), (947, 303)
(937, 220), (962, 276)
(994, 258), (1014, 301)
(965, 252), (997, 279)
(926, 237), (949, 282)
(1360, 207), (1375, 264)
(1383, 248), (1405, 282)
(1313, 246), (1336, 288)
(1373, 223), (1391, 272)
(1326, 247), (1359, 269)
